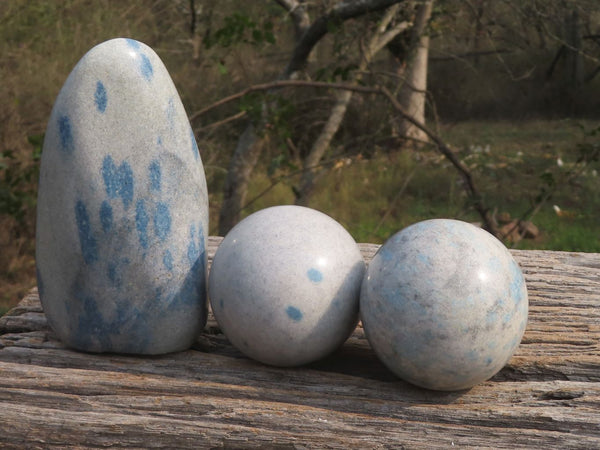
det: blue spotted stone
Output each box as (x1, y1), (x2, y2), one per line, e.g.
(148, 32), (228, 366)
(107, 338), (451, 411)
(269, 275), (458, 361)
(36, 38), (209, 354)
(360, 219), (529, 391)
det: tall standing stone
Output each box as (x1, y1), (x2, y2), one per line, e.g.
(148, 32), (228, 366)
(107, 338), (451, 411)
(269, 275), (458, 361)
(36, 38), (209, 354)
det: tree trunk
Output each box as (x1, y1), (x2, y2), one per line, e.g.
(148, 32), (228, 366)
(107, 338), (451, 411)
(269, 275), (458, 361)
(218, 0), (405, 234)
(296, 6), (409, 206)
(396, 0), (433, 145)
(218, 125), (261, 235)
(294, 90), (353, 206)
(563, 9), (583, 114)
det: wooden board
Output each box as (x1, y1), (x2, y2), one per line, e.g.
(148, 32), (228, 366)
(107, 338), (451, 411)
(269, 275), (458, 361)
(1, 237), (599, 448)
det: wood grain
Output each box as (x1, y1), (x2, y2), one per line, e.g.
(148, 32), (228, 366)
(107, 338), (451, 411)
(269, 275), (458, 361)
(1, 237), (599, 448)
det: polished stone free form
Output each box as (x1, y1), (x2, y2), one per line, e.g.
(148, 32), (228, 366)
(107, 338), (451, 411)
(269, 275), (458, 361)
(209, 205), (366, 367)
(36, 38), (209, 354)
(360, 219), (528, 391)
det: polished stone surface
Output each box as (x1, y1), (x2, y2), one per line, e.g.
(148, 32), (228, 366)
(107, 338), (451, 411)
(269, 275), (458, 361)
(208, 205), (365, 367)
(36, 38), (209, 354)
(360, 219), (528, 391)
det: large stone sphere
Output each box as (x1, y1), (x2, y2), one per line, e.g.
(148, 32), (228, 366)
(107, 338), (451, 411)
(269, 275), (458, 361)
(208, 205), (365, 367)
(360, 219), (528, 391)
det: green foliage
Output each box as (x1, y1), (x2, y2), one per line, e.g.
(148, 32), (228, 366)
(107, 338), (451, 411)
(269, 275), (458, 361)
(246, 119), (600, 251)
(0, 305), (10, 318)
(315, 63), (359, 82)
(238, 92), (266, 122)
(205, 12), (275, 49)
(575, 124), (600, 163)
(0, 135), (42, 226)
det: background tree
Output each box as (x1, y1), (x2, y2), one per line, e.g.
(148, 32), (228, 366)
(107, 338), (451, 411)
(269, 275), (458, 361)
(393, 0), (434, 144)
(217, 0), (407, 234)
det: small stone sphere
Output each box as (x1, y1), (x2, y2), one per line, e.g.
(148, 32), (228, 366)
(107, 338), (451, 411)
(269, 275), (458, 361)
(360, 219), (528, 391)
(209, 205), (365, 367)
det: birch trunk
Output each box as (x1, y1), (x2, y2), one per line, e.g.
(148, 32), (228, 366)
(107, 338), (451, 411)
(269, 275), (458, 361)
(295, 7), (410, 205)
(218, 0), (404, 234)
(396, 0), (433, 144)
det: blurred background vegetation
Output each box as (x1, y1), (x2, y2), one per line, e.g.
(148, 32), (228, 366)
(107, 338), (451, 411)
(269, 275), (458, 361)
(1, 0), (599, 315)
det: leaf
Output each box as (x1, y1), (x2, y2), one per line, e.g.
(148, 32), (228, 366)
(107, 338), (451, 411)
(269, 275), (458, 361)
(264, 31), (276, 44)
(252, 29), (262, 43)
(540, 172), (555, 187)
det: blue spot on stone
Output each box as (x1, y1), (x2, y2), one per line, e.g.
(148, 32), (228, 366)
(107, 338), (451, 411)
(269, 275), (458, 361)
(101, 156), (134, 210)
(154, 202), (171, 241)
(140, 54), (153, 81)
(106, 258), (129, 288)
(166, 98), (175, 127)
(107, 262), (118, 286)
(190, 128), (199, 160)
(485, 357), (493, 366)
(99, 200), (113, 232)
(94, 81), (107, 113)
(197, 221), (205, 245)
(486, 309), (498, 326)
(58, 115), (74, 154)
(286, 306), (303, 322)
(125, 38), (140, 49)
(187, 224), (200, 265)
(74, 294), (110, 350)
(416, 252), (432, 267)
(75, 200), (98, 265)
(135, 199), (149, 250)
(102, 155), (119, 199)
(307, 268), (323, 283)
(149, 160), (161, 192)
(163, 250), (173, 271)
(379, 247), (395, 264)
(119, 162), (134, 210)
(124, 39), (152, 81)
(174, 256), (205, 308)
(509, 259), (525, 304)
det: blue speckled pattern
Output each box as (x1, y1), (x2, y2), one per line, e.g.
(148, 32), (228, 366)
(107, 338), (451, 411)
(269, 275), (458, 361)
(360, 219), (529, 391)
(36, 38), (209, 354)
(208, 205), (365, 367)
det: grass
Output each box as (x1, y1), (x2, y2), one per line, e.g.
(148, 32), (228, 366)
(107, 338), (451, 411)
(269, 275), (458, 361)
(244, 119), (600, 250)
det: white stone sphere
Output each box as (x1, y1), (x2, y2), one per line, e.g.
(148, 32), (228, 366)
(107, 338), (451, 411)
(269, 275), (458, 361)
(208, 205), (365, 367)
(360, 219), (528, 391)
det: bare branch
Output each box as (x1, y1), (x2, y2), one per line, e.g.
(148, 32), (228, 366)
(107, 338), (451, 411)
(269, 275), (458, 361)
(192, 78), (497, 233)
(283, 0), (406, 78)
(196, 111), (247, 133)
(274, 0), (311, 40)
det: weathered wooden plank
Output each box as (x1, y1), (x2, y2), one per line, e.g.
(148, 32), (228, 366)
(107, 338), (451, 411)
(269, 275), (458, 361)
(1, 238), (599, 448)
